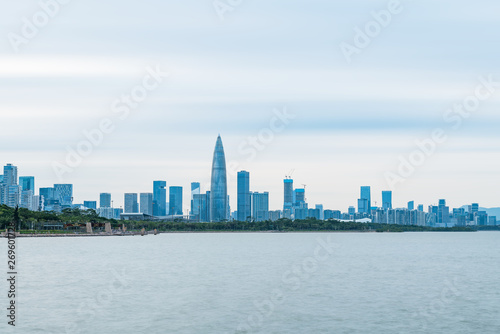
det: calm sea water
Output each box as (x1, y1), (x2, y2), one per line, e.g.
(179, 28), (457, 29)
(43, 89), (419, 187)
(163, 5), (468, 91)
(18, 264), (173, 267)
(0, 232), (499, 334)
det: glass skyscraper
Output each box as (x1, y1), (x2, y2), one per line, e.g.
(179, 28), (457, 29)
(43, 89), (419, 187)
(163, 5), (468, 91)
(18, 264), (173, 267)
(19, 176), (35, 192)
(210, 135), (227, 222)
(190, 182), (201, 215)
(252, 192), (269, 222)
(153, 181), (167, 216)
(124, 193), (138, 213)
(382, 191), (392, 210)
(360, 186), (371, 213)
(283, 178), (293, 212)
(54, 184), (73, 207)
(169, 186), (183, 216)
(237, 171), (251, 221)
(140, 193), (153, 215)
(100, 193), (112, 208)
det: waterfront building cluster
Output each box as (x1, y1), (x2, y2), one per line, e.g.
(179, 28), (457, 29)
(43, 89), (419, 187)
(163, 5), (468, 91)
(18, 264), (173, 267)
(0, 136), (497, 227)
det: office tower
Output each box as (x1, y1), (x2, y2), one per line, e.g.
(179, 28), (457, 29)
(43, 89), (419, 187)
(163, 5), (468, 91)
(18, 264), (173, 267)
(489, 216), (497, 226)
(32, 195), (41, 211)
(308, 208), (321, 220)
(100, 193), (112, 208)
(210, 135), (228, 222)
(39, 187), (54, 205)
(283, 178), (294, 212)
(471, 203), (479, 213)
(140, 193), (153, 215)
(153, 181), (167, 216)
(190, 182), (201, 215)
(192, 193), (205, 221)
(348, 206), (356, 215)
(315, 204), (324, 220)
(438, 199), (450, 227)
(294, 188), (306, 208)
(358, 199), (369, 214)
(6, 186), (20, 208)
(169, 186), (183, 216)
(1, 164), (18, 206)
(237, 171), (251, 221)
(113, 208), (123, 219)
(360, 186), (371, 213)
(382, 191), (392, 210)
(3, 164), (18, 185)
(252, 192), (269, 222)
(84, 201), (97, 210)
(408, 201), (415, 211)
(124, 193), (138, 213)
(54, 184), (73, 207)
(205, 191), (211, 222)
(20, 190), (33, 209)
(417, 204), (424, 212)
(475, 211), (488, 226)
(19, 176), (35, 192)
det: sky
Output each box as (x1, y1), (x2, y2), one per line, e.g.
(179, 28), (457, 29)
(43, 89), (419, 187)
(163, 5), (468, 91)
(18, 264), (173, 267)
(0, 0), (499, 213)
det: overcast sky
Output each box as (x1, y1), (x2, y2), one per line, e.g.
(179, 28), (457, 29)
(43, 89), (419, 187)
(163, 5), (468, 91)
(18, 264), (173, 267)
(1, 0), (499, 212)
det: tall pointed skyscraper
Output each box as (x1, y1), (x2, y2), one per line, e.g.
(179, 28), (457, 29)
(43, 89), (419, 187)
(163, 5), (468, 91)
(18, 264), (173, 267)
(210, 135), (227, 222)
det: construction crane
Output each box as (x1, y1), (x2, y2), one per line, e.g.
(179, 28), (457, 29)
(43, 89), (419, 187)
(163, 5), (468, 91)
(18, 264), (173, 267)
(285, 169), (295, 179)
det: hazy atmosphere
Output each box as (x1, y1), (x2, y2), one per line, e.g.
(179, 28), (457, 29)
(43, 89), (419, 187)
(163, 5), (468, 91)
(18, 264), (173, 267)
(1, 0), (499, 211)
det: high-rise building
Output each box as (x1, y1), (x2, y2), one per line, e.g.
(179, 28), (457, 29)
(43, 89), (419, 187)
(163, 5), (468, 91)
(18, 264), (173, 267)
(408, 201), (415, 211)
(100, 193), (112, 208)
(20, 190), (33, 209)
(1, 164), (18, 206)
(54, 184), (73, 207)
(382, 191), (392, 210)
(153, 181), (167, 216)
(124, 193), (138, 213)
(360, 186), (371, 213)
(140, 193), (153, 215)
(252, 192), (269, 222)
(438, 199), (450, 227)
(19, 176), (35, 192)
(3, 164), (18, 186)
(39, 187), (54, 206)
(210, 135), (228, 222)
(237, 171), (251, 221)
(19, 176), (35, 210)
(283, 178), (294, 212)
(315, 204), (324, 220)
(190, 182), (201, 215)
(6, 185), (20, 208)
(84, 201), (97, 210)
(417, 204), (424, 212)
(358, 199), (369, 214)
(192, 193), (206, 222)
(294, 188), (306, 209)
(471, 203), (479, 213)
(169, 186), (183, 216)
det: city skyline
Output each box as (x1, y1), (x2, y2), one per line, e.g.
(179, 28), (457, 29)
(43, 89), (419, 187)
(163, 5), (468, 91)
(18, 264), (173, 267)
(1, 149), (499, 215)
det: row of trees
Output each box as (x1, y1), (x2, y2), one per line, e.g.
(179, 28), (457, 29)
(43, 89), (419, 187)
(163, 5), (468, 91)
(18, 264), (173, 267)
(0, 205), (116, 230)
(0, 205), (480, 233)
